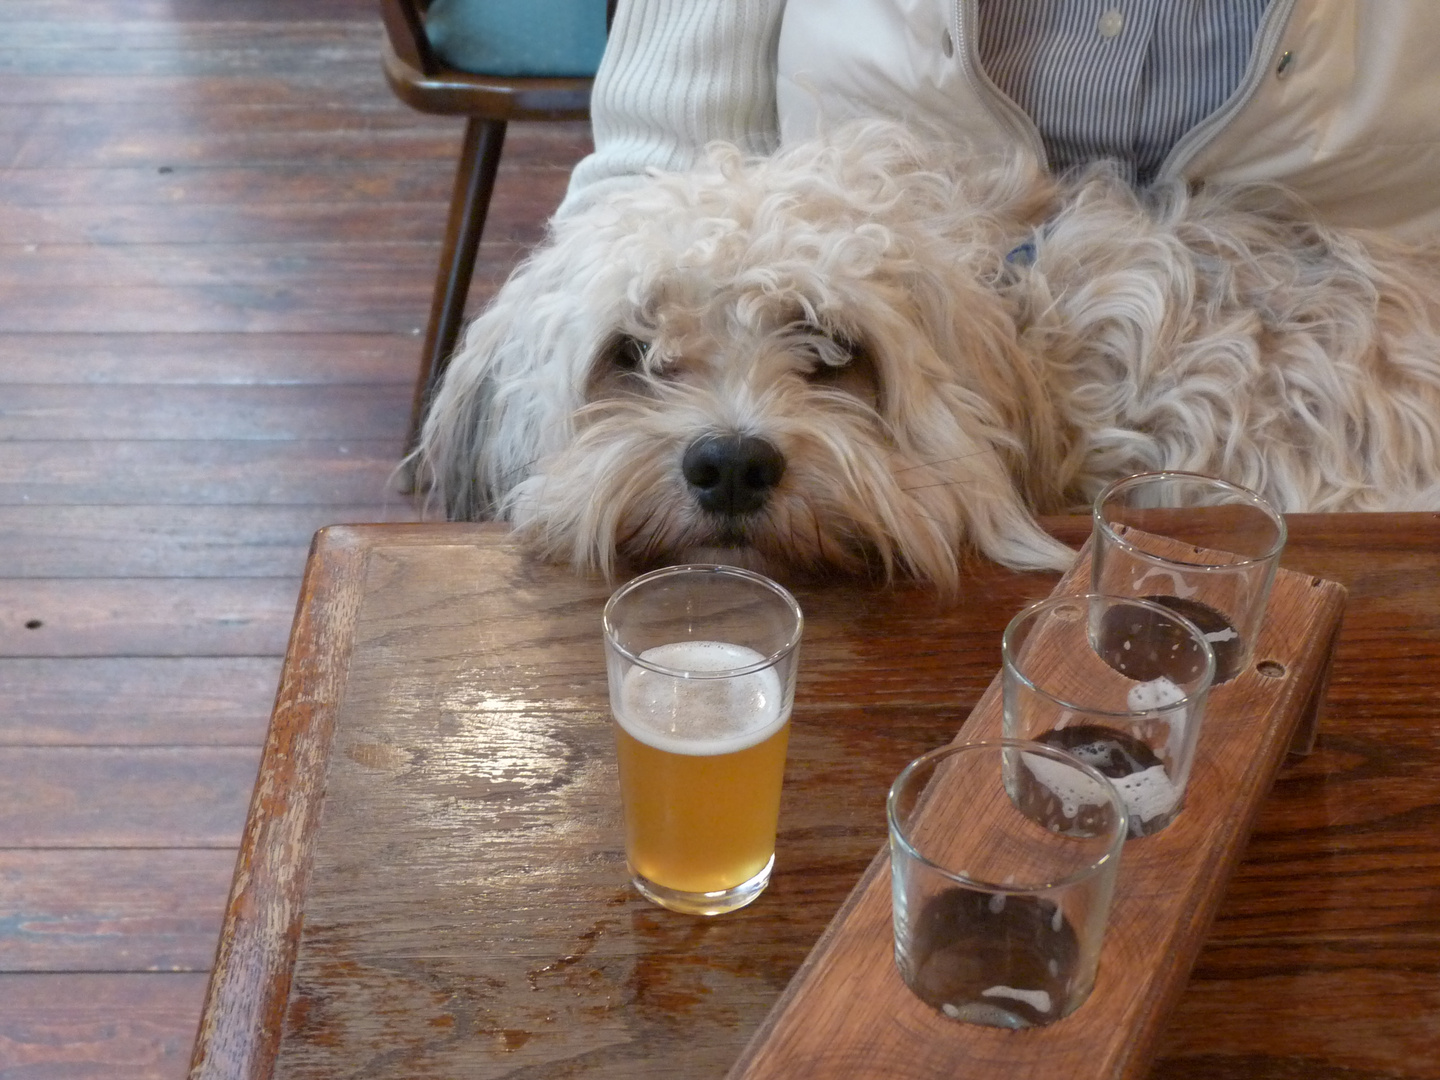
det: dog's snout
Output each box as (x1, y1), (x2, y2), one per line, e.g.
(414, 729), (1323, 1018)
(682, 434), (786, 515)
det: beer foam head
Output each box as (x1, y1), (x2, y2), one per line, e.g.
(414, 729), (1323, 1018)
(616, 640), (788, 755)
(1020, 752), (1111, 821)
(1110, 764), (1179, 825)
(1022, 752), (1178, 829)
(1126, 676), (1185, 712)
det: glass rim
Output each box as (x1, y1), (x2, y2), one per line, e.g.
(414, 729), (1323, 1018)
(886, 738), (1129, 893)
(1001, 593), (1216, 716)
(1093, 470), (1288, 568)
(602, 563), (804, 680)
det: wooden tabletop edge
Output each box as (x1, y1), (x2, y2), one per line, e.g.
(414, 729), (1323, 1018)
(187, 528), (373, 1080)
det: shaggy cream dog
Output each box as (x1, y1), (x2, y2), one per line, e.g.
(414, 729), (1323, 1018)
(417, 121), (1440, 590)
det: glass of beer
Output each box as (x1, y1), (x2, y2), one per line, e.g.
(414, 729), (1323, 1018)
(603, 564), (803, 916)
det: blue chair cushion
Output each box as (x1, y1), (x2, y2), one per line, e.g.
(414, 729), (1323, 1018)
(424, 0), (606, 78)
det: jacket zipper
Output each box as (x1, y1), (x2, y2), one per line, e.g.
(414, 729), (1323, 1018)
(1155, 0), (1300, 182)
(951, 0), (1048, 169)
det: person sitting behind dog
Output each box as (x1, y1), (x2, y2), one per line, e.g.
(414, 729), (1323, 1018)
(558, 0), (1440, 242)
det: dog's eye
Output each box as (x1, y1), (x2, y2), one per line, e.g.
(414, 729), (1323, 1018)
(607, 334), (648, 373)
(588, 333), (658, 400)
(803, 329), (864, 377)
(803, 332), (880, 407)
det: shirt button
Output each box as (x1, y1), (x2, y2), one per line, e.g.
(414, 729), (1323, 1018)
(1098, 9), (1125, 38)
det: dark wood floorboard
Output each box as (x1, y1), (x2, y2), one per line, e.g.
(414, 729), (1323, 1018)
(0, 849), (236, 971)
(0, 440), (413, 505)
(0, 658), (279, 745)
(0, 973), (213, 1080)
(0, 578), (301, 657)
(0, 0), (588, 1073)
(1, 506), (413, 578)
(0, 747), (259, 847)
(0, 334), (419, 385)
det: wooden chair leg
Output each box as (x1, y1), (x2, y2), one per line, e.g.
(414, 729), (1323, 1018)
(404, 116), (508, 465)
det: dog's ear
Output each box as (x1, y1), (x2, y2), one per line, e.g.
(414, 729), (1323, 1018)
(415, 244), (585, 520)
(837, 135), (1076, 575)
(415, 358), (501, 520)
(414, 319), (507, 521)
(964, 488), (1079, 573)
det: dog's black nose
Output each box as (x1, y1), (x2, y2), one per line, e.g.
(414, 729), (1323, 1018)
(682, 434), (786, 515)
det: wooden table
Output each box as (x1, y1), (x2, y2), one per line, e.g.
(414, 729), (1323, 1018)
(189, 516), (1440, 1080)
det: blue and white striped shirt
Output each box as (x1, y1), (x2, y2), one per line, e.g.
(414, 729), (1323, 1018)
(978, 0), (1272, 185)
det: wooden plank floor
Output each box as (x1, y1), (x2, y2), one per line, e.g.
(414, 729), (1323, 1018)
(0, 2), (588, 1075)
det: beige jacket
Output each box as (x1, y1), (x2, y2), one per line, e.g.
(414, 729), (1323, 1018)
(566, 0), (1440, 240)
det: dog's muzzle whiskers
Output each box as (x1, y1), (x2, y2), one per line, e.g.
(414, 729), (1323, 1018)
(898, 476), (982, 494)
(890, 446), (1003, 475)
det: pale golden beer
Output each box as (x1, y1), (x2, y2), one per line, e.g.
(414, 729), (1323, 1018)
(603, 566), (802, 915)
(613, 641), (791, 901)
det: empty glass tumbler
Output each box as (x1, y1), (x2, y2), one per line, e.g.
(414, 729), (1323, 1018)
(889, 740), (1129, 1028)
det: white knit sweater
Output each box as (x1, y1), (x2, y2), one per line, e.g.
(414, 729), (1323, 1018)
(562, 0), (785, 215)
(562, 0), (1440, 240)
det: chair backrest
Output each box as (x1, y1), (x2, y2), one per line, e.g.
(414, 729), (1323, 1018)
(379, 0), (442, 78)
(379, 0), (611, 80)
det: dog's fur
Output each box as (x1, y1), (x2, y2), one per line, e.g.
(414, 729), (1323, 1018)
(417, 121), (1440, 590)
